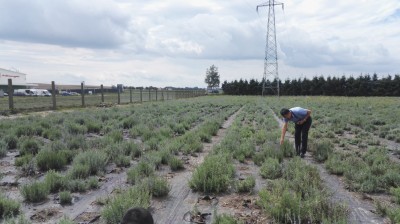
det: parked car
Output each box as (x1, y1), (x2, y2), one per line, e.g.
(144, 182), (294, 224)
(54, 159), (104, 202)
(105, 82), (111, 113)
(69, 92), (80, 96)
(60, 91), (80, 96)
(60, 91), (71, 96)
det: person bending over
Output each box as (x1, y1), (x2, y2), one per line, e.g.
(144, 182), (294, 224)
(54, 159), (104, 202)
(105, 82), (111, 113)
(280, 107), (312, 158)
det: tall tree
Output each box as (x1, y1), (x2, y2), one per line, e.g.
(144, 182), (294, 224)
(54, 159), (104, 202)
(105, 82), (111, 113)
(204, 65), (220, 89)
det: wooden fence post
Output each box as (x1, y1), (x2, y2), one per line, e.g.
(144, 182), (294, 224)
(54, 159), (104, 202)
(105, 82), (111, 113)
(148, 89), (151, 101)
(130, 87), (133, 103)
(81, 82), (85, 107)
(156, 89), (158, 101)
(101, 84), (104, 103)
(8, 79), (13, 110)
(140, 89), (143, 102)
(51, 81), (56, 110)
(117, 88), (121, 104)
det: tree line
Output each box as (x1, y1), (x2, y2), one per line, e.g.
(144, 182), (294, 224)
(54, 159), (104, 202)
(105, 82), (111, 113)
(221, 74), (400, 96)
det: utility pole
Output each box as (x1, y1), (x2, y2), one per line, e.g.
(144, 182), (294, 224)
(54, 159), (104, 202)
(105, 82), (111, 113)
(257, 0), (284, 96)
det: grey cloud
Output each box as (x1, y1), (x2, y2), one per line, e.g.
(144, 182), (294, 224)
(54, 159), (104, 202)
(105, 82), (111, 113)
(279, 27), (393, 69)
(0, 0), (135, 49)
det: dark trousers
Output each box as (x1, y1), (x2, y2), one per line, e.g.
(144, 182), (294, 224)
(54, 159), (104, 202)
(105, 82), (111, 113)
(294, 117), (312, 155)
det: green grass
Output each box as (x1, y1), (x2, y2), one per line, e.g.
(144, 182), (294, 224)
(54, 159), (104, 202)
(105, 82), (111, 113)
(390, 187), (400, 204)
(260, 158), (282, 179)
(189, 153), (235, 193)
(236, 176), (256, 193)
(69, 164), (90, 179)
(213, 213), (242, 224)
(59, 191), (72, 205)
(20, 181), (50, 203)
(168, 156), (184, 171)
(258, 158), (348, 223)
(3, 215), (31, 224)
(36, 149), (68, 171)
(19, 138), (41, 155)
(44, 170), (67, 193)
(0, 194), (20, 218)
(72, 150), (108, 175)
(127, 161), (155, 184)
(310, 139), (333, 162)
(140, 177), (170, 197)
(101, 186), (151, 224)
(0, 140), (7, 158)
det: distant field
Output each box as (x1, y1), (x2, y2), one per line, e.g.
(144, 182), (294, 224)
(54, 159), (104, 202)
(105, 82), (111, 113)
(0, 96), (399, 223)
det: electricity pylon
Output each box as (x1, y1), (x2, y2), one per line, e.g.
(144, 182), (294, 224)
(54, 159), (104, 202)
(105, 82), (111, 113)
(257, 0), (284, 96)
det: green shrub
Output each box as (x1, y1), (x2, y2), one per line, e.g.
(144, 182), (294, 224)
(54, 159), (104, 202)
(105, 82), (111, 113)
(66, 135), (87, 150)
(88, 177), (100, 189)
(19, 138), (40, 155)
(86, 121), (101, 133)
(120, 141), (141, 158)
(325, 153), (346, 175)
(107, 130), (123, 143)
(66, 123), (87, 135)
(114, 155), (131, 167)
(67, 179), (87, 193)
(189, 154), (235, 193)
(101, 186), (151, 224)
(0, 194), (20, 218)
(254, 144), (283, 166)
(3, 135), (18, 149)
(233, 140), (254, 162)
(59, 191), (72, 205)
(3, 215), (31, 224)
(141, 177), (170, 197)
(15, 154), (33, 167)
(258, 159), (348, 223)
(311, 139), (333, 162)
(260, 158), (282, 179)
(213, 213), (242, 224)
(0, 140), (7, 158)
(42, 128), (62, 141)
(280, 140), (295, 157)
(236, 176), (256, 193)
(73, 150), (108, 175)
(20, 181), (49, 203)
(58, 216), (75, 224)
(15, 126), (36, 137)
(168, 156), (184, 171)
(390, 187), (400, 204)
(127, 161), (155, 184)
(69, 164), (90, 179)
(388, 207), (400, 224)
(45, 170), (66, 193)
(122, 117), (137, 129)
(199, 130), (212, 143)
(36, 149), (67, 171)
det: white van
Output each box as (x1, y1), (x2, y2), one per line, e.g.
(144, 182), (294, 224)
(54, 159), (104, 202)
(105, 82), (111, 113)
(30, 89), (52, 96)
(14, 89), (34, 96)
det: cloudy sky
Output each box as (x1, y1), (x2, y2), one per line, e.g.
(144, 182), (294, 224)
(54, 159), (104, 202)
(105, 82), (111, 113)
(0, 0), (399, 87)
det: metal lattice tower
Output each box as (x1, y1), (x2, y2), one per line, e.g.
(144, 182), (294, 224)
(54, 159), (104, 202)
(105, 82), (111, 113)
(257, 0), (284, 96)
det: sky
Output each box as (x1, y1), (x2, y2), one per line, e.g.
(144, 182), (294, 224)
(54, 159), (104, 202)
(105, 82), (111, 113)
(0, 0), (399, 87)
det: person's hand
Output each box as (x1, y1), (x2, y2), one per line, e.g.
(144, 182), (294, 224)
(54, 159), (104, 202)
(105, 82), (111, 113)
(280, 138), (284, 145)
(297, 119), (305, 125)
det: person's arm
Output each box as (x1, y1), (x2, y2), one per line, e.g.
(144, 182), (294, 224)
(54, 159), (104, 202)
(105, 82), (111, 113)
(297, 109), (312, 125)
(280, 122), (288, 145)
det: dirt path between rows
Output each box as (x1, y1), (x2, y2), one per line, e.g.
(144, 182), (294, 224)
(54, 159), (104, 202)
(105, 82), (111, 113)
(270, 109), (387, 224)
(151, 107), (243, 224)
